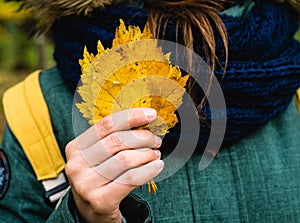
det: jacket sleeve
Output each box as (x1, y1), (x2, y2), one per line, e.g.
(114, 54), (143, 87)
(0, 126), (153, 223)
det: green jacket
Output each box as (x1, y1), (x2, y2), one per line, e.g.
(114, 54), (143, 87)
(0, 67), (300, 222)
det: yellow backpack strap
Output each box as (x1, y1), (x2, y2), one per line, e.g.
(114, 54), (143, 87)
(295, 88), (300, 112)
(3, 70), (68, 203)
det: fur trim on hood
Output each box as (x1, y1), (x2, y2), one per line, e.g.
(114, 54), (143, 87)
(18, 0), (129, 33)
(9, 0), (300, 34)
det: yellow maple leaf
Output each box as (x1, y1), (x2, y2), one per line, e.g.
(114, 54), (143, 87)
(76, 19), (189, 193)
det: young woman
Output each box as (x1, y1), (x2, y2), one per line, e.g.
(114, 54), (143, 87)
(1, 0), (300, 222)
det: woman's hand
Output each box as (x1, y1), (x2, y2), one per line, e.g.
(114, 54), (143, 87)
(65, 108), (164, 223)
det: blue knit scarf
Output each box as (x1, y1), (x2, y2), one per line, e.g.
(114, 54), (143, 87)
(52, 2), (300, 149)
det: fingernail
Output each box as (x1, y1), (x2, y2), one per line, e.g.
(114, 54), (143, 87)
(155, 136), (162, 148)
(156, 160), (164, 170)
(154, 150), (161, 159)
(144, 108), (156, 119)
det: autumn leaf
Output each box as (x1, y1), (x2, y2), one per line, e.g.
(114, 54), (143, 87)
(76, 19), (189, 193)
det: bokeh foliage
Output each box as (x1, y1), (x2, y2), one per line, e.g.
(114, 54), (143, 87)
(0, 0), (54, 139)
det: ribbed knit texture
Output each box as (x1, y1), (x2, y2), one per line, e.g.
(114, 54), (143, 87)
(52, 2), (300, 148)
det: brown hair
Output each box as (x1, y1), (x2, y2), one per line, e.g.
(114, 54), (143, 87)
(281, 0), (300, 13)
(143, 0), (228, 113)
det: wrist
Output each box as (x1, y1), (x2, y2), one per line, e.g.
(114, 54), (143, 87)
(71, 189), (122, 223)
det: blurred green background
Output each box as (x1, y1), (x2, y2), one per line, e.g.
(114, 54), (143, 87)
(0, 0), (55, 140)
(0, 0), (299, 141)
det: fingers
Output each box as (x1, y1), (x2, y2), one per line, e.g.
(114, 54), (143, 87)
(75, 108), (157, 149)
(94, 148), (161, 184)
(102, 159), (164, 202)
(80, 130), (162, 166)
(67, 148), (162, 198)
(65, 108), (163, 223)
